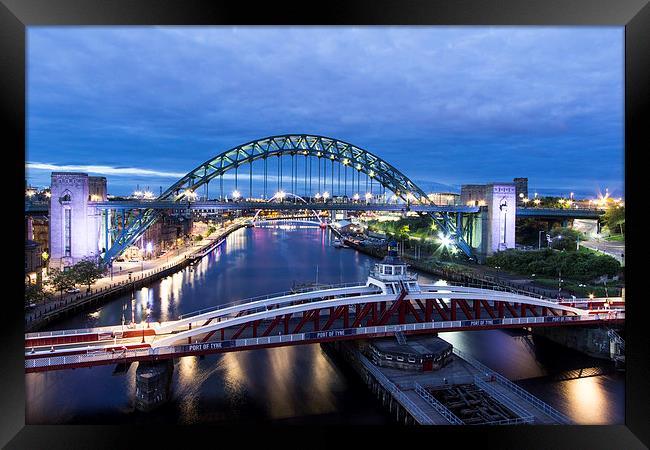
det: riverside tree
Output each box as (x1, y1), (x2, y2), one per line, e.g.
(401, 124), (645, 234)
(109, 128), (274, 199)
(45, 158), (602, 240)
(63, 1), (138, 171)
(46, 268), (76, 298)
(71, 258), (107, 291)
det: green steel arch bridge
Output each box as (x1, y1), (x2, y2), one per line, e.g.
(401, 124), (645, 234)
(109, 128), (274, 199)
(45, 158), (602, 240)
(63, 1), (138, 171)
(100, 134), (478, 261)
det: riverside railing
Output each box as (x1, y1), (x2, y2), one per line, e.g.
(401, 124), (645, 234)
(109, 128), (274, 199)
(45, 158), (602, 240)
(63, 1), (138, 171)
(453, 348), (571, 424)
(413, 382), (463, 425)
(473, 377), (535, 424)
(354, 350), (435, 425)
(178, 282), (375, 319)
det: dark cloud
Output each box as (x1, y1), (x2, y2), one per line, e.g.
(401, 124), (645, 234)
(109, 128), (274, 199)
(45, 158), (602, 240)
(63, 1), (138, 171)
(26, 26), (623, 197)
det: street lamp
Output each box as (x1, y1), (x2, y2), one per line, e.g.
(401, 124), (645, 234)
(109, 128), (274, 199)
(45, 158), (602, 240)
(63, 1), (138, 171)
(322, 191), (330, 200)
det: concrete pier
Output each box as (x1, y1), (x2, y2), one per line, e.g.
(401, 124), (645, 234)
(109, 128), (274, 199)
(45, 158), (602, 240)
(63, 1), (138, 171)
(323, 338), (570, 425)
(531, 325), (623, 360)
(135, 359), (174, 412)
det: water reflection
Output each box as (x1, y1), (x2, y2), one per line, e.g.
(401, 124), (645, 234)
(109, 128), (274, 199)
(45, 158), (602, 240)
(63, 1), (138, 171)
(26, 227), (623, 425)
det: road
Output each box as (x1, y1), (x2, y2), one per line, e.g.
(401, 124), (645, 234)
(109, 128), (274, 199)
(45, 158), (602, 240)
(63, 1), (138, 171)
(579, 236), (625, 266)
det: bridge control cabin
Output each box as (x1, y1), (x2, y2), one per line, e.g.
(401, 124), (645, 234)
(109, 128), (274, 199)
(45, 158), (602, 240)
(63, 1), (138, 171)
(368, 242), (421, 295)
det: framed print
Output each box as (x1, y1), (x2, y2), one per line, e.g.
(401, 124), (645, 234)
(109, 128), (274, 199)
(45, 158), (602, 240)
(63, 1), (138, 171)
(2, 0), (649, 448)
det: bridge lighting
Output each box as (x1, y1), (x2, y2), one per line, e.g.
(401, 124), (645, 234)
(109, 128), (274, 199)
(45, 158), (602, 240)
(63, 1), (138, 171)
(365, 192), (372, 202)
(26, 189), (35, 197)
(589, 293), (595, 299)
(369, 170), (375, 178)
(143, 191), (154, 199)
(275, 190), (286, 200)
(353, 193), (360, 201)
(342, 158), (349, 165)
(522, 197), (530, 205)
(437, 232), (453, 249)
(134, 190), (143, 198)
(322, 191), (330, 200)
(533, 199), (541, 206)
(45, 191), (51, 198)
(315, 192), (322, 200)
(231, 190), (241, 199)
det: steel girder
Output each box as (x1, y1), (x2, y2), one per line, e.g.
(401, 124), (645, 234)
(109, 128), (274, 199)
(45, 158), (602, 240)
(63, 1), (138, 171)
(103, 134), (472, 262)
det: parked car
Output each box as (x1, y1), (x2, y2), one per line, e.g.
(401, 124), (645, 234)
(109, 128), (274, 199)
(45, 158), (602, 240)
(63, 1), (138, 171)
(65, 287), (80, 294)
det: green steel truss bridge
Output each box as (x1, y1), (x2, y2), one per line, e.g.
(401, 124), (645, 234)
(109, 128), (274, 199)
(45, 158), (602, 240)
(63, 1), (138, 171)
(100, 134), (479, 261)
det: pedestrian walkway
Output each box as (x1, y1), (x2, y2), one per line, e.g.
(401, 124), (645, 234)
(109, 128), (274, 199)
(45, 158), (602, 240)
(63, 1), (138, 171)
(26, 223), (244, 324)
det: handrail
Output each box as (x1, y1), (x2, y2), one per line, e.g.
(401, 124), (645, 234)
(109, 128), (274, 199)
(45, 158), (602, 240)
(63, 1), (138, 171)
(473, 377), (535, 423)
(413, 382), (464, 425)
(355, 350), (435, 425)
(178, 281), (374, 319)
(453, 348), (571, 424)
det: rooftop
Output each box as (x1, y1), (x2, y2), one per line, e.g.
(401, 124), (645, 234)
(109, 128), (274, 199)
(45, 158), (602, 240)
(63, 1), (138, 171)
(370, 335), (452, 357)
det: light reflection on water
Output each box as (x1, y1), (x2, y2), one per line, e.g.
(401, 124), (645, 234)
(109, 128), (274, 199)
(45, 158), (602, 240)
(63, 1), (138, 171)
(25, 227), (623, 424)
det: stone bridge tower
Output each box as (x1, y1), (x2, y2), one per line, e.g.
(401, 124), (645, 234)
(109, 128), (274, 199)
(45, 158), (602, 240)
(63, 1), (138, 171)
(49, 172), (106, 269)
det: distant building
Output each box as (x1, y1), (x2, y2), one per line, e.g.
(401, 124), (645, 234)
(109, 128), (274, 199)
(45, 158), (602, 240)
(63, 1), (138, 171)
(427, 192), (460, 206)
(25, 240), (44, 285)
(513, 177), (528, 202)
(366, 336), (453, 372)
(460, 184), (487, 206)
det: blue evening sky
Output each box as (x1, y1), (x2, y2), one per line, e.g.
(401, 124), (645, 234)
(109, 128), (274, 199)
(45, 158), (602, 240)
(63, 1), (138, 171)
(26, 26), (624, 198)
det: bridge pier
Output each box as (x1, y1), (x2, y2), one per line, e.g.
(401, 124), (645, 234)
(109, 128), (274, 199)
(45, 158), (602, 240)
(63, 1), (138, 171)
(135, 359), (174, 412)
(531, 325), (623, 360)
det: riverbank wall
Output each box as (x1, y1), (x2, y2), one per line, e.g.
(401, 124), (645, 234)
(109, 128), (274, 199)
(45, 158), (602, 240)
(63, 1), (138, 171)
(26, 224), (245, 332)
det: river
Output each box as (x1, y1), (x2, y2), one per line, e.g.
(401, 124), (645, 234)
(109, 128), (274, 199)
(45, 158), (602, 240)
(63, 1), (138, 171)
(25, 225), (624, 424)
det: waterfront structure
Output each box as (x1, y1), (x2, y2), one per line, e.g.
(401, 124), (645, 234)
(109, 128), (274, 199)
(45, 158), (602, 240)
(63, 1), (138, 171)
(48, 172), (107, 269)
(485, 183), (516, 253)
(460, 182), (516, 254)
(367, 336), (453, 371)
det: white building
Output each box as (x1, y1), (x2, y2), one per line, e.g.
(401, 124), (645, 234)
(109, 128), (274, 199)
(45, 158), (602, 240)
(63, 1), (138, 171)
(49, 172), (107, 269)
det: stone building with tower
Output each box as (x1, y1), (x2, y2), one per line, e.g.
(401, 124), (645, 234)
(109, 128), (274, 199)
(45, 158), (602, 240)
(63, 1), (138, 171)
(49, 173), (107, 269)
(513, 177), (529, 203)
(461, 181), (517, 257)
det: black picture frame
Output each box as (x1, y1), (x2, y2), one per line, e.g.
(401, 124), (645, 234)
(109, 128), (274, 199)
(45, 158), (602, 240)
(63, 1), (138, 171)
(2, 0), (648, 448)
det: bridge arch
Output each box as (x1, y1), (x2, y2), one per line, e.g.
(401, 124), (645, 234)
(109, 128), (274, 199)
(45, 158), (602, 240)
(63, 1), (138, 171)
(251, 192), (324, 225)
(105, 134), (470, 261)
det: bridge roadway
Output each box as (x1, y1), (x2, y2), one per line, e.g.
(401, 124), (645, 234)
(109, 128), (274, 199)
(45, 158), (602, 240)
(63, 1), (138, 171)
(89, 200), (480, 213)
(25, 283), (624, 373)
(87, 200), (604, 218)
(26, 198), (605, 220)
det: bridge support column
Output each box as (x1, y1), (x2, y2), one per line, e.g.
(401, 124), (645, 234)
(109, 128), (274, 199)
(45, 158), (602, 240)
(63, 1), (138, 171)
(135, 359), (174, 412)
